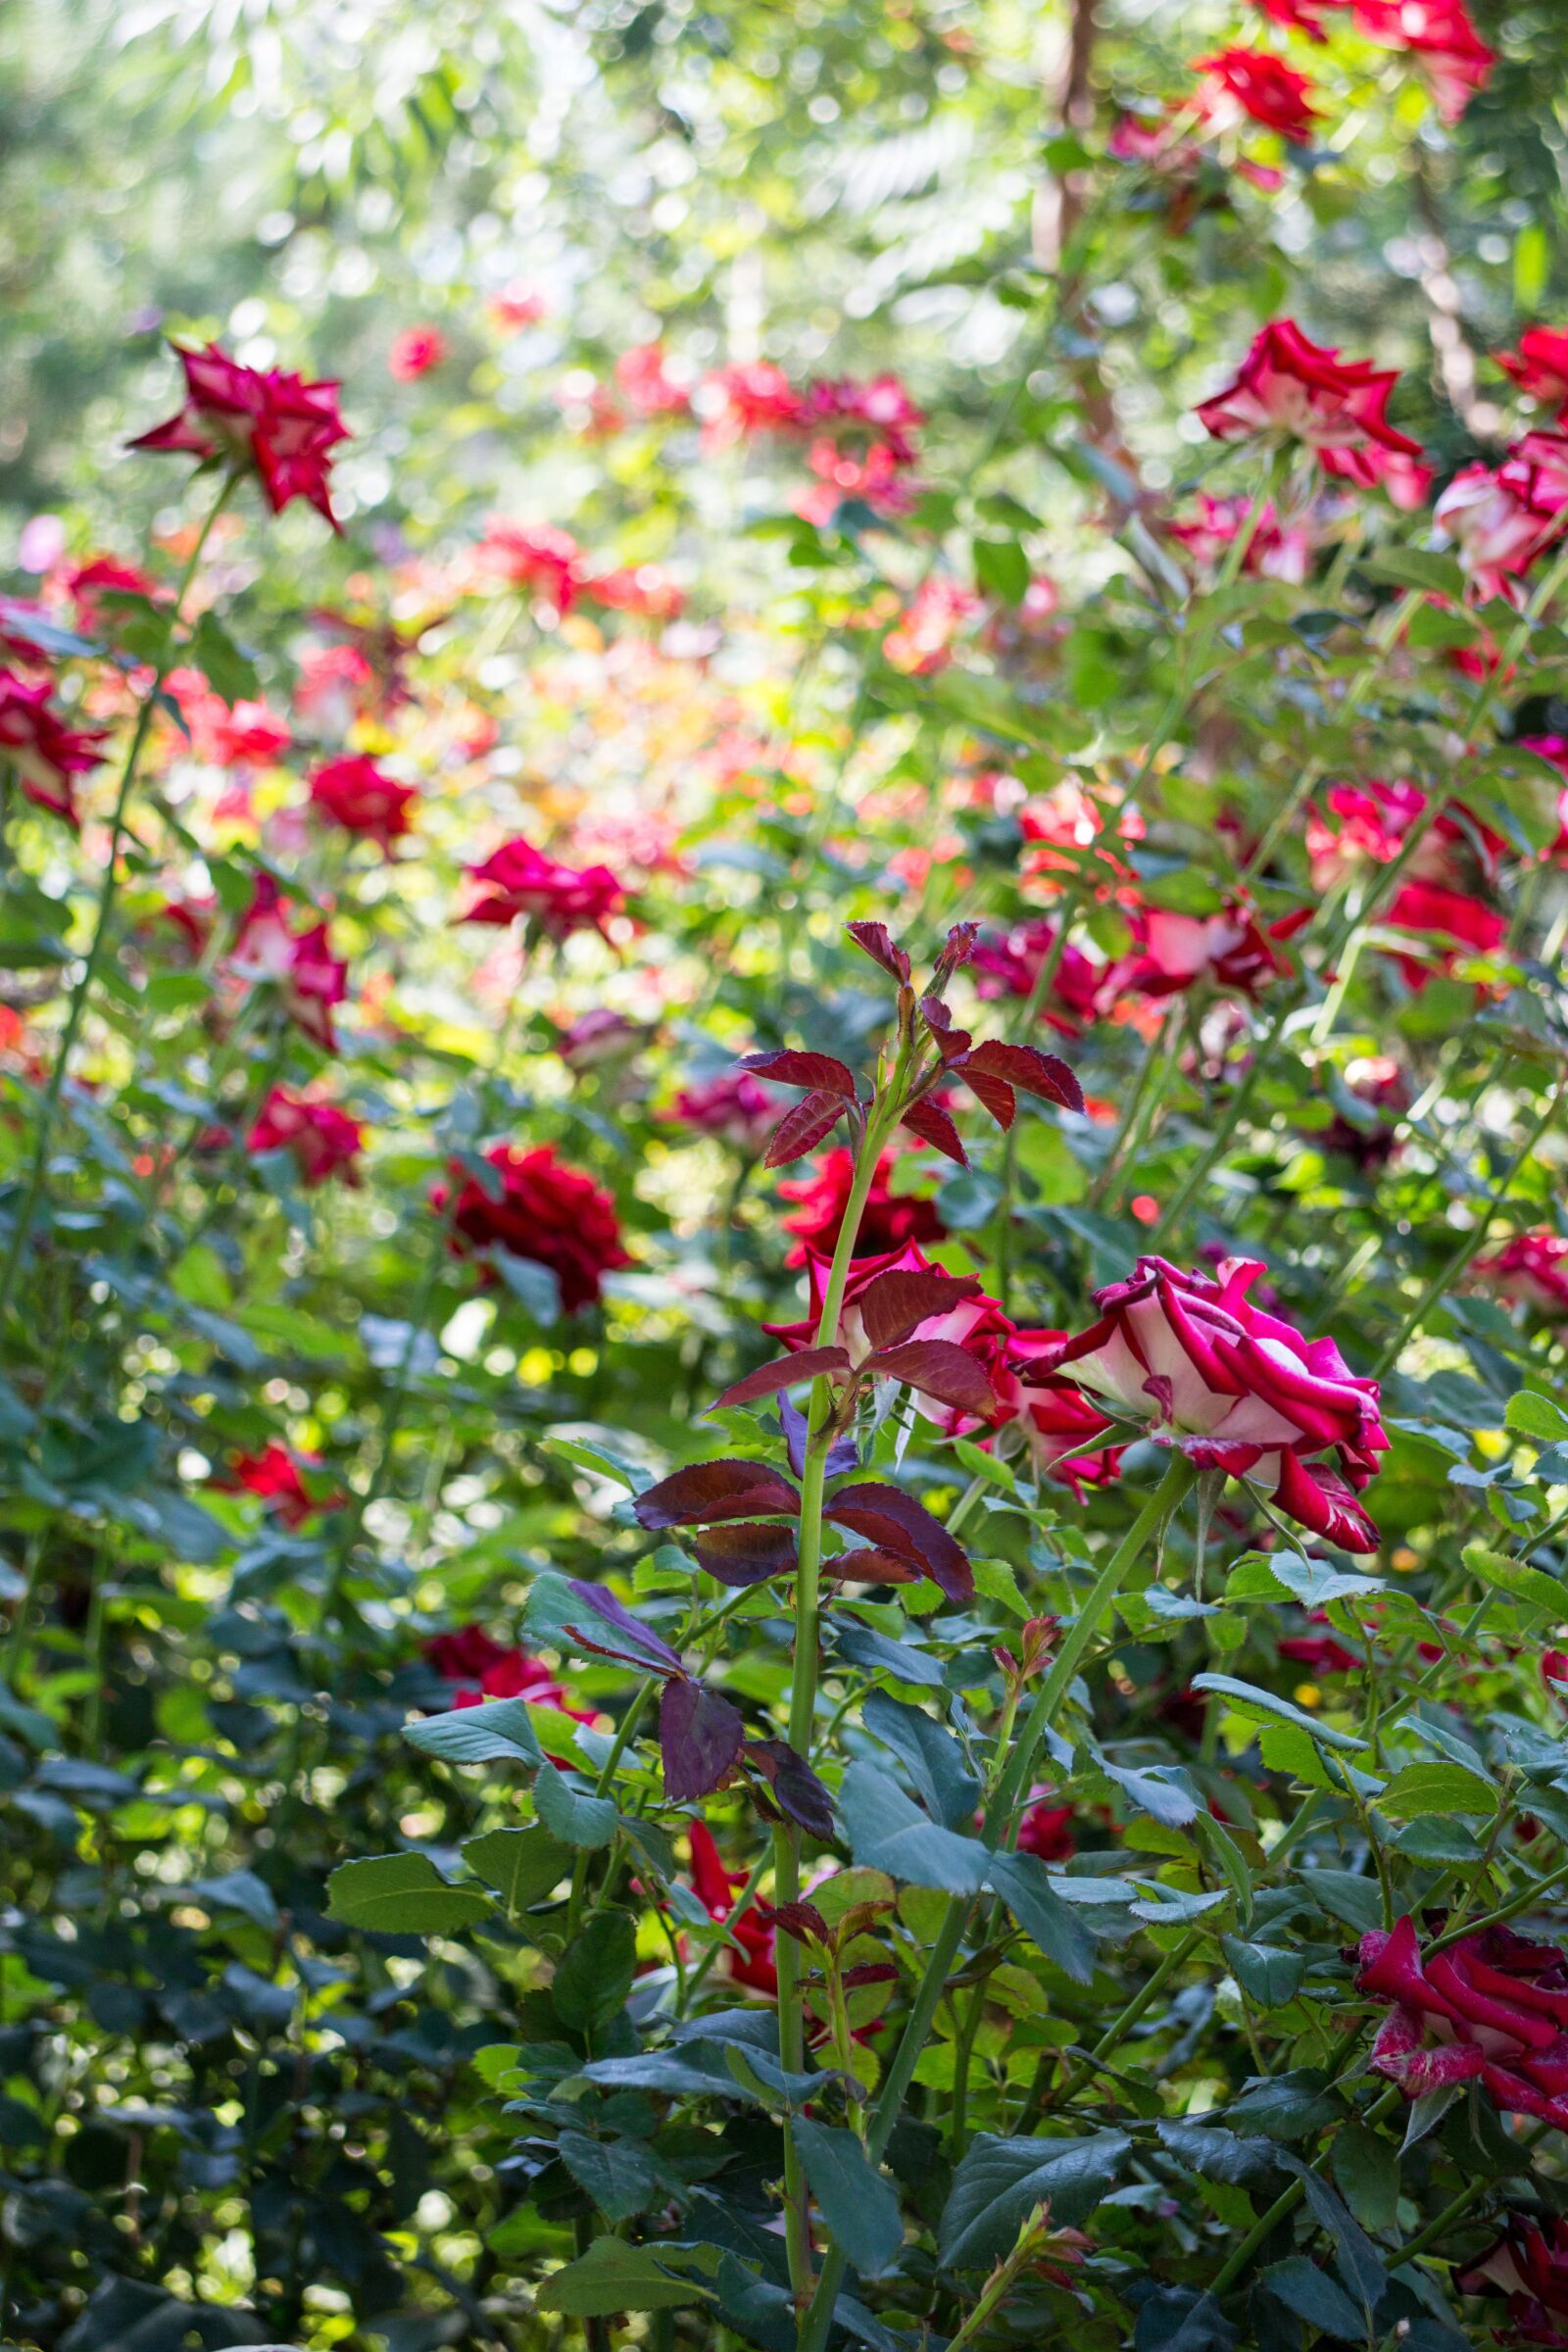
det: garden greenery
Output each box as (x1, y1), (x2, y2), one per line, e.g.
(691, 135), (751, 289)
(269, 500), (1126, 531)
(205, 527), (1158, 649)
(9, 2), (1568, 2349)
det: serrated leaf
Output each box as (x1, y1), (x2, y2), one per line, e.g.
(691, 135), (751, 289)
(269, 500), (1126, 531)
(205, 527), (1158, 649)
(326, 1853), (495, 1936)
(1377, 1759), (1496, 1820)
(792, 2118), (905, 2278)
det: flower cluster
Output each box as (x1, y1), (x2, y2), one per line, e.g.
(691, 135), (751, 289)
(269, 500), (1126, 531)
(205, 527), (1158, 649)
(1359, 1915), (1568, 2132)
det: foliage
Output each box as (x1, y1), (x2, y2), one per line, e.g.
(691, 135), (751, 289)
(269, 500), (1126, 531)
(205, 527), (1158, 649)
(6, 4), (1568, 2352)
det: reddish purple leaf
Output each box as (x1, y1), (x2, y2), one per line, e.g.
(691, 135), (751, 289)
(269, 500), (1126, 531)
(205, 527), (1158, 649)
(745, 1738), (836, 1840)
(933, 921), (980, 981)
(661, 1678), (747, 1803)
(963, 1040), (1084, 1116)
(763, 1089), (849, 1169)
(634, 1458), (802, 1530)
(919, 996), (972, 1059)
(845, 921), (910, 983)
(824, 1545), (918, 1586)
(564, 1578), (683, 1676)
(823, 1481), (974, 1604)
(865, 1339), (996, 1415)
(961, 1066), (1016, 1130)
(710, 1347), (851, 1411)
(693, 1522), (799, 1588)
(737, 1050), (858, 1098)
(856, 1267), (982, 1352)
(901, 1097), (967, 1167)
(771, 1899), (830, 1944)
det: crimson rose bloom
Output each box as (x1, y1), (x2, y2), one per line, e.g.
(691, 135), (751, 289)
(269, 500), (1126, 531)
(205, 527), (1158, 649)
(433, 1143), (630, 1312)
(215, 1442), (341, 1529)
(689, 1823), (778, 1996)
(1249, 0), (1336, 34)
(1190, 46), (1320, 143)
(459, 839), (624, 942)
(700, 361), (806, 454)
(1167, 496), (1312, 585)
(230, 877), (350, 1053)
(971, 921), (1113, 1035)
(246, 1086), (364, 1186)
(778, 1147), (945, 1266)
(1460, 2216), (1568, 2347)
(1358, 1914), (1568, 2132)
(128, 340), (349, 526)
(1474, 1231), (1568, 1317)
(1435, 460), (1559, 600)
(1196, 319), (1422, 485)
(1383, 878), (1506, 990)
(1048, 1255), (1389, 1550)
(1352, 0), (1494, 123)
(308, 754), (418, 851)
(1015, 1793), (1078, 1863)
(1497, 326), (1568, 416)
(668, 1070), (782, 1155)
(994, 1330), (1126, 1495)
(1118, 899), (1307, 1004)
(388, 325), (448, 380)
(0, 670), (107, 827)
(64, 556), (163, 635)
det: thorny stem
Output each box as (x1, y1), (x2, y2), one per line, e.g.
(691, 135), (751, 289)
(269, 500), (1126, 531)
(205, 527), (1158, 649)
(775, 1039), (913, 2305)
(0, 469), (239, 1326)
(797, 1454), (1196, 2352)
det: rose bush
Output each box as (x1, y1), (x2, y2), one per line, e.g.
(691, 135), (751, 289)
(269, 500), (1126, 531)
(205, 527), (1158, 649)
(4, 2), (1568, 2349)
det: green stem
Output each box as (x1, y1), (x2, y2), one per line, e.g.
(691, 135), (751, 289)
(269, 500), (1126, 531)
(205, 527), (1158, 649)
(1373, 1073), (1567, 1376)
(0, 470), (238, 1325)
(776, 1072), (908, 2304)
(796, 1455), (1196, 2352)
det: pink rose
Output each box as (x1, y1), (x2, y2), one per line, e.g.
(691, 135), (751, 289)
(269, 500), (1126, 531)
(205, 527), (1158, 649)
(1189, 45), (1321, 143)
(1474, 1230), (1568, 1317)
(1049, 1255), (1389, 1550)
(388, 325), (448, 380)
(0, 669), (106, 828)
(247, 1086), (364, 1186)
(1434, 460), (1556, 600)
(1497, 326), (1568, 416)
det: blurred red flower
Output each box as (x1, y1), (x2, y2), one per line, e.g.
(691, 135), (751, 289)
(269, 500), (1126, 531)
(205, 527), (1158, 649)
(0, 669), (107, 827)
(128, 340), (349, 526)
(777, 1147), (945, 1266)
(459, 838), (624, 941)
(388, 325), (448, 380)
(247, 1086), (364, 1186)
(433, 1143), (631, 1312)
(308, 754), (418, 850)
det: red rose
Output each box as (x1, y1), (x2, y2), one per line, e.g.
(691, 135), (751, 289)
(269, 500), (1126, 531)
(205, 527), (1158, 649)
(128, 340), (349, 527)
(992, 1330), (1126, 1494)
(1016, 1792), (1078, 1863)
(1358, 1914), (1568, 2131)
(699, 362), (806, 455)
(1435, 461), (1558, 600)
(1196, 319), (1422, 479)
(1351, 0), (1494, 122)
(215, 1442), (341, 1528)
(1167, 495), (1313, 585)
(1248, 0), (1337, 34)
(1305, 776), (1502, 892)
(1117, 898), (1305, 1003)
(1190, 45), (1321, 143)
(247, 1086), (364, 1186)
(308, 754), (418, 851)
(761, 1238), (1012, 1432)
(64, 556), (164, 636)
(230, 877), (350, 1053)
(614, 343), (691, 416)
(1383, 877), (1506, 990)
(475, 519), (583, 611)
(688, 1822), (778, 1997)
(777, 1147), (945, 1267)
(883, 577), (982, 676)
(0, 669), (107, 828)
(970, 921), (1113, 1036)
(294, 644), (376, 736)
(459, 839), (623, 942)
(388, 325), (448, 380)
(580, 564), (686, 622)
(1474, 1230), (1568, 1317)
(433, 1143), (631, 1313)
(423, 1625), (510, 1682)
(1497, 326), (1568, 416)
(1049, 1255), (1390, 1551)
(668, 1070), (782, 1155)
(165, 669), (292, 769)
(1460, 2216), (1568, 2346)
